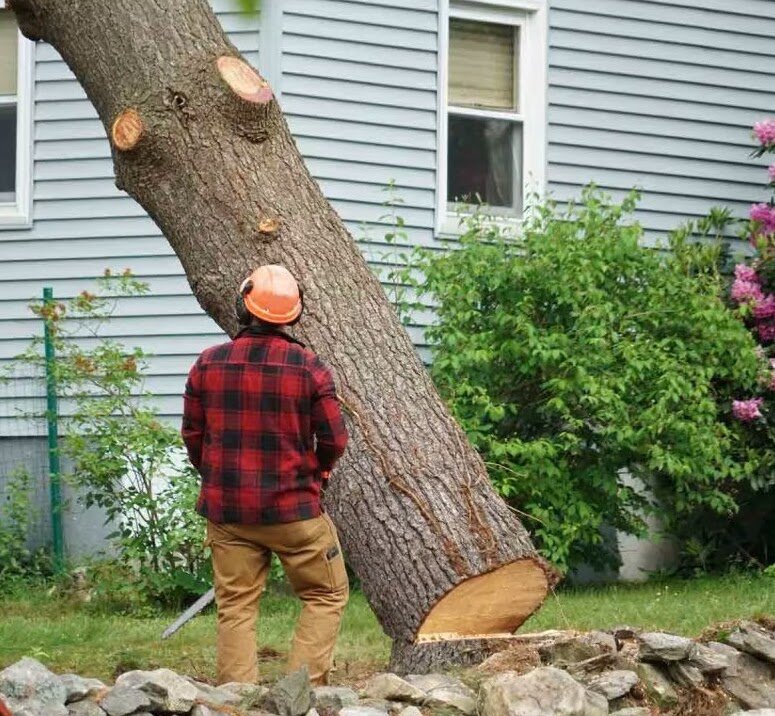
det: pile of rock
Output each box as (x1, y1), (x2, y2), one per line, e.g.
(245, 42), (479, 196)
(3, 620), (775, 716)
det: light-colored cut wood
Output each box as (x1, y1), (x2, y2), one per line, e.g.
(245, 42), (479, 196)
(111, 109), (143, 151)
(217, 55), (273, 104)
(417, 558), (548, 639)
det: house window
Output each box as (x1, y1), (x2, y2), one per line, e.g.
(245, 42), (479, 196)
(0, 3), (34, 228)
(437, 1), (547, 236)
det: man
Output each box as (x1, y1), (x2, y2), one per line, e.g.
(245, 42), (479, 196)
(182, 264), (349, 686)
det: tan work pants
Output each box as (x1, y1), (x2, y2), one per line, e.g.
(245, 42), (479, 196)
(207, 513), (349, 686)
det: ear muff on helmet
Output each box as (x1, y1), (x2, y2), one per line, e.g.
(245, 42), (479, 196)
(235, 279), (254, 326)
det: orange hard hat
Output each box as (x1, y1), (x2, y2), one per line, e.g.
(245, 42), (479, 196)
(240, 265), (302, 325)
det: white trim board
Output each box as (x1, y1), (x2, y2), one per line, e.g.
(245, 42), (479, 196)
(0, 4), (35, 230)
(435, 0), (547, 237)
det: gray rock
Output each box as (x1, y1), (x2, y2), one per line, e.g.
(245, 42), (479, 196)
(585, 692), (609, 716)
(357, 699), (401, 714)
(542, 633), (617, 665)
(709, 643), (775, 709)
(726, 623), (775, 664)
(339, 707), (390, 716)
(99, 686), (152, 716)
(404, 674), (477, 714)
(307, 709), (320, 716)
(259, 667), (313, 716)
(585, 671), (638, 700)
(730, 711), (775, 715)
(478, 667), (608, 716)
(690, 643), (731, 674)
(183, 678), (243, 708)
(60, 675), (106, 704)
(397, 708), (423, 716)
(313, 686), (359, 711)
(5, 697), (68, 716)
(218, 682), (268, 707)
(0, 657), (67, 710)
(667, 661), (704, 687)
(637, 632), (696, 662)
(635, 663), (678, 709)
(191, 705), (231, 716)
(114, 669), (197, 714)
(363, 675), (426, 704)
(609, 710), (650, 716)
(68, 701), (107, 716)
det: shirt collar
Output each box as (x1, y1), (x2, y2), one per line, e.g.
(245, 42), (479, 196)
(234, 324), (306, 348)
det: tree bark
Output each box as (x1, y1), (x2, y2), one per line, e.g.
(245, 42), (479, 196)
(10, 0), (554, 670)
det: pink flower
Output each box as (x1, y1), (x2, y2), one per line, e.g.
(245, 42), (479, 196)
(758, 321), (775, 342)
(750, 204), (775, 239)
(735, 264), (759, 282)
(754, 119), (775, 147)
(731, 278), (765, 304)
(732, 398), (764, 422)
(769, 164), (775, 183)
(755, 295), (775, 320)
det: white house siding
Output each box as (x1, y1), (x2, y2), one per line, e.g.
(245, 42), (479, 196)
(0, 2), (262, 437)
(547, 0), (774, 245)
(1, 0), (774, 430)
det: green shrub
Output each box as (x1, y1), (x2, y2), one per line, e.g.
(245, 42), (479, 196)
(400, 187), (764, 573)
(17, 273), (211, 610)
(0, 467), (51, 585)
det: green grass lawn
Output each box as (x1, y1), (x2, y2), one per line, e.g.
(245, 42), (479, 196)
(1, 573), (773, 684)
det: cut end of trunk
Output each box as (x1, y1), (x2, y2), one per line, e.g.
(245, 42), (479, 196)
(111, 109), (144, 151)
(416, 558), (548, 642)
(217, 56), (274, 104)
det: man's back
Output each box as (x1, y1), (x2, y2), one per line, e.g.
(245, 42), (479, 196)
(182, 327), (347, 524)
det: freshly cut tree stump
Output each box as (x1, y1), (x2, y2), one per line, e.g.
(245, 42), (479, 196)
(9, 0), (553, 669)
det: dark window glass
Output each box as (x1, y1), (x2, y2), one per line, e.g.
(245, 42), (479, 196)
(447, 115), (521, 212)
(0, 103), (16, 200)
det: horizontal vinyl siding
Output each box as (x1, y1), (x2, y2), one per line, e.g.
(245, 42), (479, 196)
(547, 0), (774, 244)
(0, 0), (440, 435)
(0, 2), (263, 435)
(281, 0), (439, 253)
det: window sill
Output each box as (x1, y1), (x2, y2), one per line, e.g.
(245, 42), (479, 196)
(0, 203), (32, 230)
(435, 211), (522, 239)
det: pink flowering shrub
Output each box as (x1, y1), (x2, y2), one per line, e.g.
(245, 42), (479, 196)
(729, 120), (775, 430)
(754, 119), (775, 152)
(732, 398), (764, 422)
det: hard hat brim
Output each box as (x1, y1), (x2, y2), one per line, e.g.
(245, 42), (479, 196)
(243, 294), (303, 324)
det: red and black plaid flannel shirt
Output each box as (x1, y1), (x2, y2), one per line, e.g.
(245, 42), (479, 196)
(182, 327), (348, 524)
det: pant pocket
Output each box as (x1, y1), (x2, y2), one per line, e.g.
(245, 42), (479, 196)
(322, 515), (348, 594)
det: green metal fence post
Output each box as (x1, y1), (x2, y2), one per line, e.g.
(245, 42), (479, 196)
(43, 286), (65, 572)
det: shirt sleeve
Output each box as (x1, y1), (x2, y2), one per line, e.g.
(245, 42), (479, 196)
(182, 357), (205, 470)
(310, 358), (348, 472)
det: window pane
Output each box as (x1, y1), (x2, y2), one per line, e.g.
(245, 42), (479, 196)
(0, 103), (17, 200)
(449, 19), (517, 111)
(447, 115), (522, 213)
(0, 10), (18, 96)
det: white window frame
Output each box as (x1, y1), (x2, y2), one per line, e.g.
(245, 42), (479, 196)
(0, 0), (34, 230)
(436, 0), (547, 237)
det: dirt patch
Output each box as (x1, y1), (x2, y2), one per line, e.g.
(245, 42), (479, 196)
(667, 686), (730, 716)
(475, 645), (542, 676)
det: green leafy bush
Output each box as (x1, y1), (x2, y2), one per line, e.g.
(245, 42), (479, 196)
(400, 187), (764, 573)
(17, 273), (211, 610)
(0, 468), (51, 585)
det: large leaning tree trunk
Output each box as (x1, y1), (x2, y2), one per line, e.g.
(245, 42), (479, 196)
(10, 0), (555, 671)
